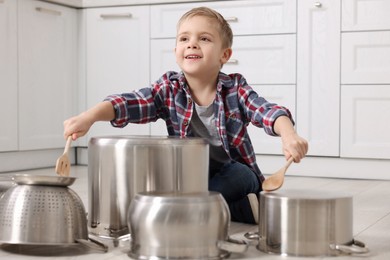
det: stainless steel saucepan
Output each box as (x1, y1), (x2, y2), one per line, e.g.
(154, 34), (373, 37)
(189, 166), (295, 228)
(0, 175), (107, 252)
(88, 135), (209, 239)
(245, 189), (369, 257)
(128, 191), (248, 260)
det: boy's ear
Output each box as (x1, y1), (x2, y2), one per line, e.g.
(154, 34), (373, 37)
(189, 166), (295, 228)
(221, 48), (233, 64)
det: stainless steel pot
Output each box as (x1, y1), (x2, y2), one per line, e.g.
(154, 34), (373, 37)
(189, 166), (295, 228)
(128, 191), (247, 260)
(245, 189), (368, 256)
(88, 136), (209, 239)
(0, 176), (107, 252)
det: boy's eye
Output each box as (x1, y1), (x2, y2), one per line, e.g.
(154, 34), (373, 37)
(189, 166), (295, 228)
(201, 37), (210, 42)
(179, 36), (188, 42)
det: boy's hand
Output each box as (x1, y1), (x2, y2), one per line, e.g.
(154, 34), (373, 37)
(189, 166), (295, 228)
(63, 113), (93, 141)
(281, 132), (308, 163)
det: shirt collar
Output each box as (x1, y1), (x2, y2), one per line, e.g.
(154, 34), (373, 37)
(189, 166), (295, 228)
(175, 71), (233, 92)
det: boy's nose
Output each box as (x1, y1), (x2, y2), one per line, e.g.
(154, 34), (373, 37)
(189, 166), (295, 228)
(187, 41), (198, 49)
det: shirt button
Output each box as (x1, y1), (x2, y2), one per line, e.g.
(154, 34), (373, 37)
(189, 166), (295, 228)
(230, 113), (236, 119)
(183, 120), (188, 126)
(188, 99), (192, 105)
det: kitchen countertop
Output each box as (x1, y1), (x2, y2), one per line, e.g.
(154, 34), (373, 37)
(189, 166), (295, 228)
(42, 0), (221, 8)
(1, 166), (389, 259)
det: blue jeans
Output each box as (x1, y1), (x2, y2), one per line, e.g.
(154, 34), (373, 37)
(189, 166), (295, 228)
(209, 161), (261, 224)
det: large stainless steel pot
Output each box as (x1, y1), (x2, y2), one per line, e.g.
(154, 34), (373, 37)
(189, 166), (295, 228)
(0, 175), (107, 252)
(128, 191), (247, 260)
(245, 189), (368, 256)
(88, 136), (209, 239)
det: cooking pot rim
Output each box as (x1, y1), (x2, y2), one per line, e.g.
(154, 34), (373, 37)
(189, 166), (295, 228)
(89, 135), (208, 145)
(261, 189), (352, 200)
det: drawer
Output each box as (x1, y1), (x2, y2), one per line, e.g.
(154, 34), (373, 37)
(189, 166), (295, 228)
(342, 31), (390, 84)
(151, 0), (296, 38)
(151, 34), (296, 85)
(342, 0), (390, 31)
(341, 85), (390, 159)
(223, 34), (296, 84)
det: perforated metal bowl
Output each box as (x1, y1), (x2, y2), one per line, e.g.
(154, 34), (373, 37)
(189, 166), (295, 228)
(0, 182), (107, 251)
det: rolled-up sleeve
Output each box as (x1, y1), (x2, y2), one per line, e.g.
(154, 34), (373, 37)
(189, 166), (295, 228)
(103, 88), (157, 128)
(237, 80), (294, 137)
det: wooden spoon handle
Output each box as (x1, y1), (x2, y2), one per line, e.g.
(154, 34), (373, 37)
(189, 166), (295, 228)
(285, 157), (294, 168)
(64, 136), (72, 154)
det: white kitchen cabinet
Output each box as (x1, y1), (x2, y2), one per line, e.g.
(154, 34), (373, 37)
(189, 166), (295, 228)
(150, 0), (296, 38)
(222, 35), (296, 85)
(85, 6), (150, 140)
(342, 0), (390, 31)
(341, 85), (390, 159)
(0, 0), (18, 152)
(296, 0), (341, 156)
(18, 0), (78, 150)
(341, 31), (390, 84)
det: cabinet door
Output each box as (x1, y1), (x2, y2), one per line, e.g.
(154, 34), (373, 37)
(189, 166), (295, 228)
(341, 85), (390, 159)
(18, 0), (78, 150)
(86, 6), (150, 138)
(342, 31), (390, 84)
(342, 0), (390, 31)
(0, 0), (18, 151)
(297, 0), (340, 156)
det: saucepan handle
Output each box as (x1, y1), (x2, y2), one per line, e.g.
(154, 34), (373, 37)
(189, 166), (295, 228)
(217, 237), (248, 253)
(244, 231), (259, 240)
(329, 239), (369, 255)
(76, 237), (108, 253)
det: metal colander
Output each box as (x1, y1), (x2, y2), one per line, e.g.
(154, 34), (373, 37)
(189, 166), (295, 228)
(0, 184), (88, 245)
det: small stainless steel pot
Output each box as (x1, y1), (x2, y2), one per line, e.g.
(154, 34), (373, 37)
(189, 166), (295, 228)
(88, 135), (209, 239)
(245, 189), (368, 257)
(128, 191), (247, 260)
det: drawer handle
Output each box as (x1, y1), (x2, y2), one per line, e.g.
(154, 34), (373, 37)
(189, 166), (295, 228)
(35, 7), (62, 16)
(225, 17), (238, 22)
(226, 59), (238, 65)
(100, 13), (133, 19)
(314, 2), (322, 8)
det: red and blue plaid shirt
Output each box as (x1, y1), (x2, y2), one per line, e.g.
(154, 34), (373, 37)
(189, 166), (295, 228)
(104, 71), (293, 182)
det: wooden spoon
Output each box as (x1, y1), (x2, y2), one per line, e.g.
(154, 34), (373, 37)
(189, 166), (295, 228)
(55, 136), (72, 176)
(262, 157), (294, 192)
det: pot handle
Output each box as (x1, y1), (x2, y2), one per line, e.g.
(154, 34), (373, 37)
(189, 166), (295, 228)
(76, 237), (108, 253)
(330, 239), (369, 255)
(217, 237), (248, 253)
(244, 231), (259, 240)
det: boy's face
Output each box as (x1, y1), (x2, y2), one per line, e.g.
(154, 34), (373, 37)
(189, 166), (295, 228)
(175, 16), (232, 79)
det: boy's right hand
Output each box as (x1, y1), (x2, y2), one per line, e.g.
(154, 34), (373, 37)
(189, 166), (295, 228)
(63, 113), (93, 141)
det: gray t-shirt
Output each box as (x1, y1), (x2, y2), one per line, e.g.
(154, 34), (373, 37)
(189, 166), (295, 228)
(190, 102), (230, 164)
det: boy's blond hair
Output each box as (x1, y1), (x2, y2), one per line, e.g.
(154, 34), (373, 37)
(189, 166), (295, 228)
(177, 7), (233, 49)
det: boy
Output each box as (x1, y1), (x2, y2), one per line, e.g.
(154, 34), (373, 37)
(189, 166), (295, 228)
(63, 7), (308, 224)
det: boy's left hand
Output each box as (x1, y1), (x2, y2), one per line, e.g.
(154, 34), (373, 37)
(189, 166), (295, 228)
(281, 132), (308, 163)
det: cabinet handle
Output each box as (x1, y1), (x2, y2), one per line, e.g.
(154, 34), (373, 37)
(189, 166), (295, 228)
(226, 59), (238, 65)
(100, 13), (133, 19)
(314, 2), (322, 8)
(35, 7), (61, 16)
(225, 17), (238, 22)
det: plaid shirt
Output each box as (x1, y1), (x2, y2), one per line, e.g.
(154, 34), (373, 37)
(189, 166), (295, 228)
(104, 71), (293, 182)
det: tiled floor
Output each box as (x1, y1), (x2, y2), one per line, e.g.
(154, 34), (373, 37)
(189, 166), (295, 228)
(0, 166), (389, 259)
